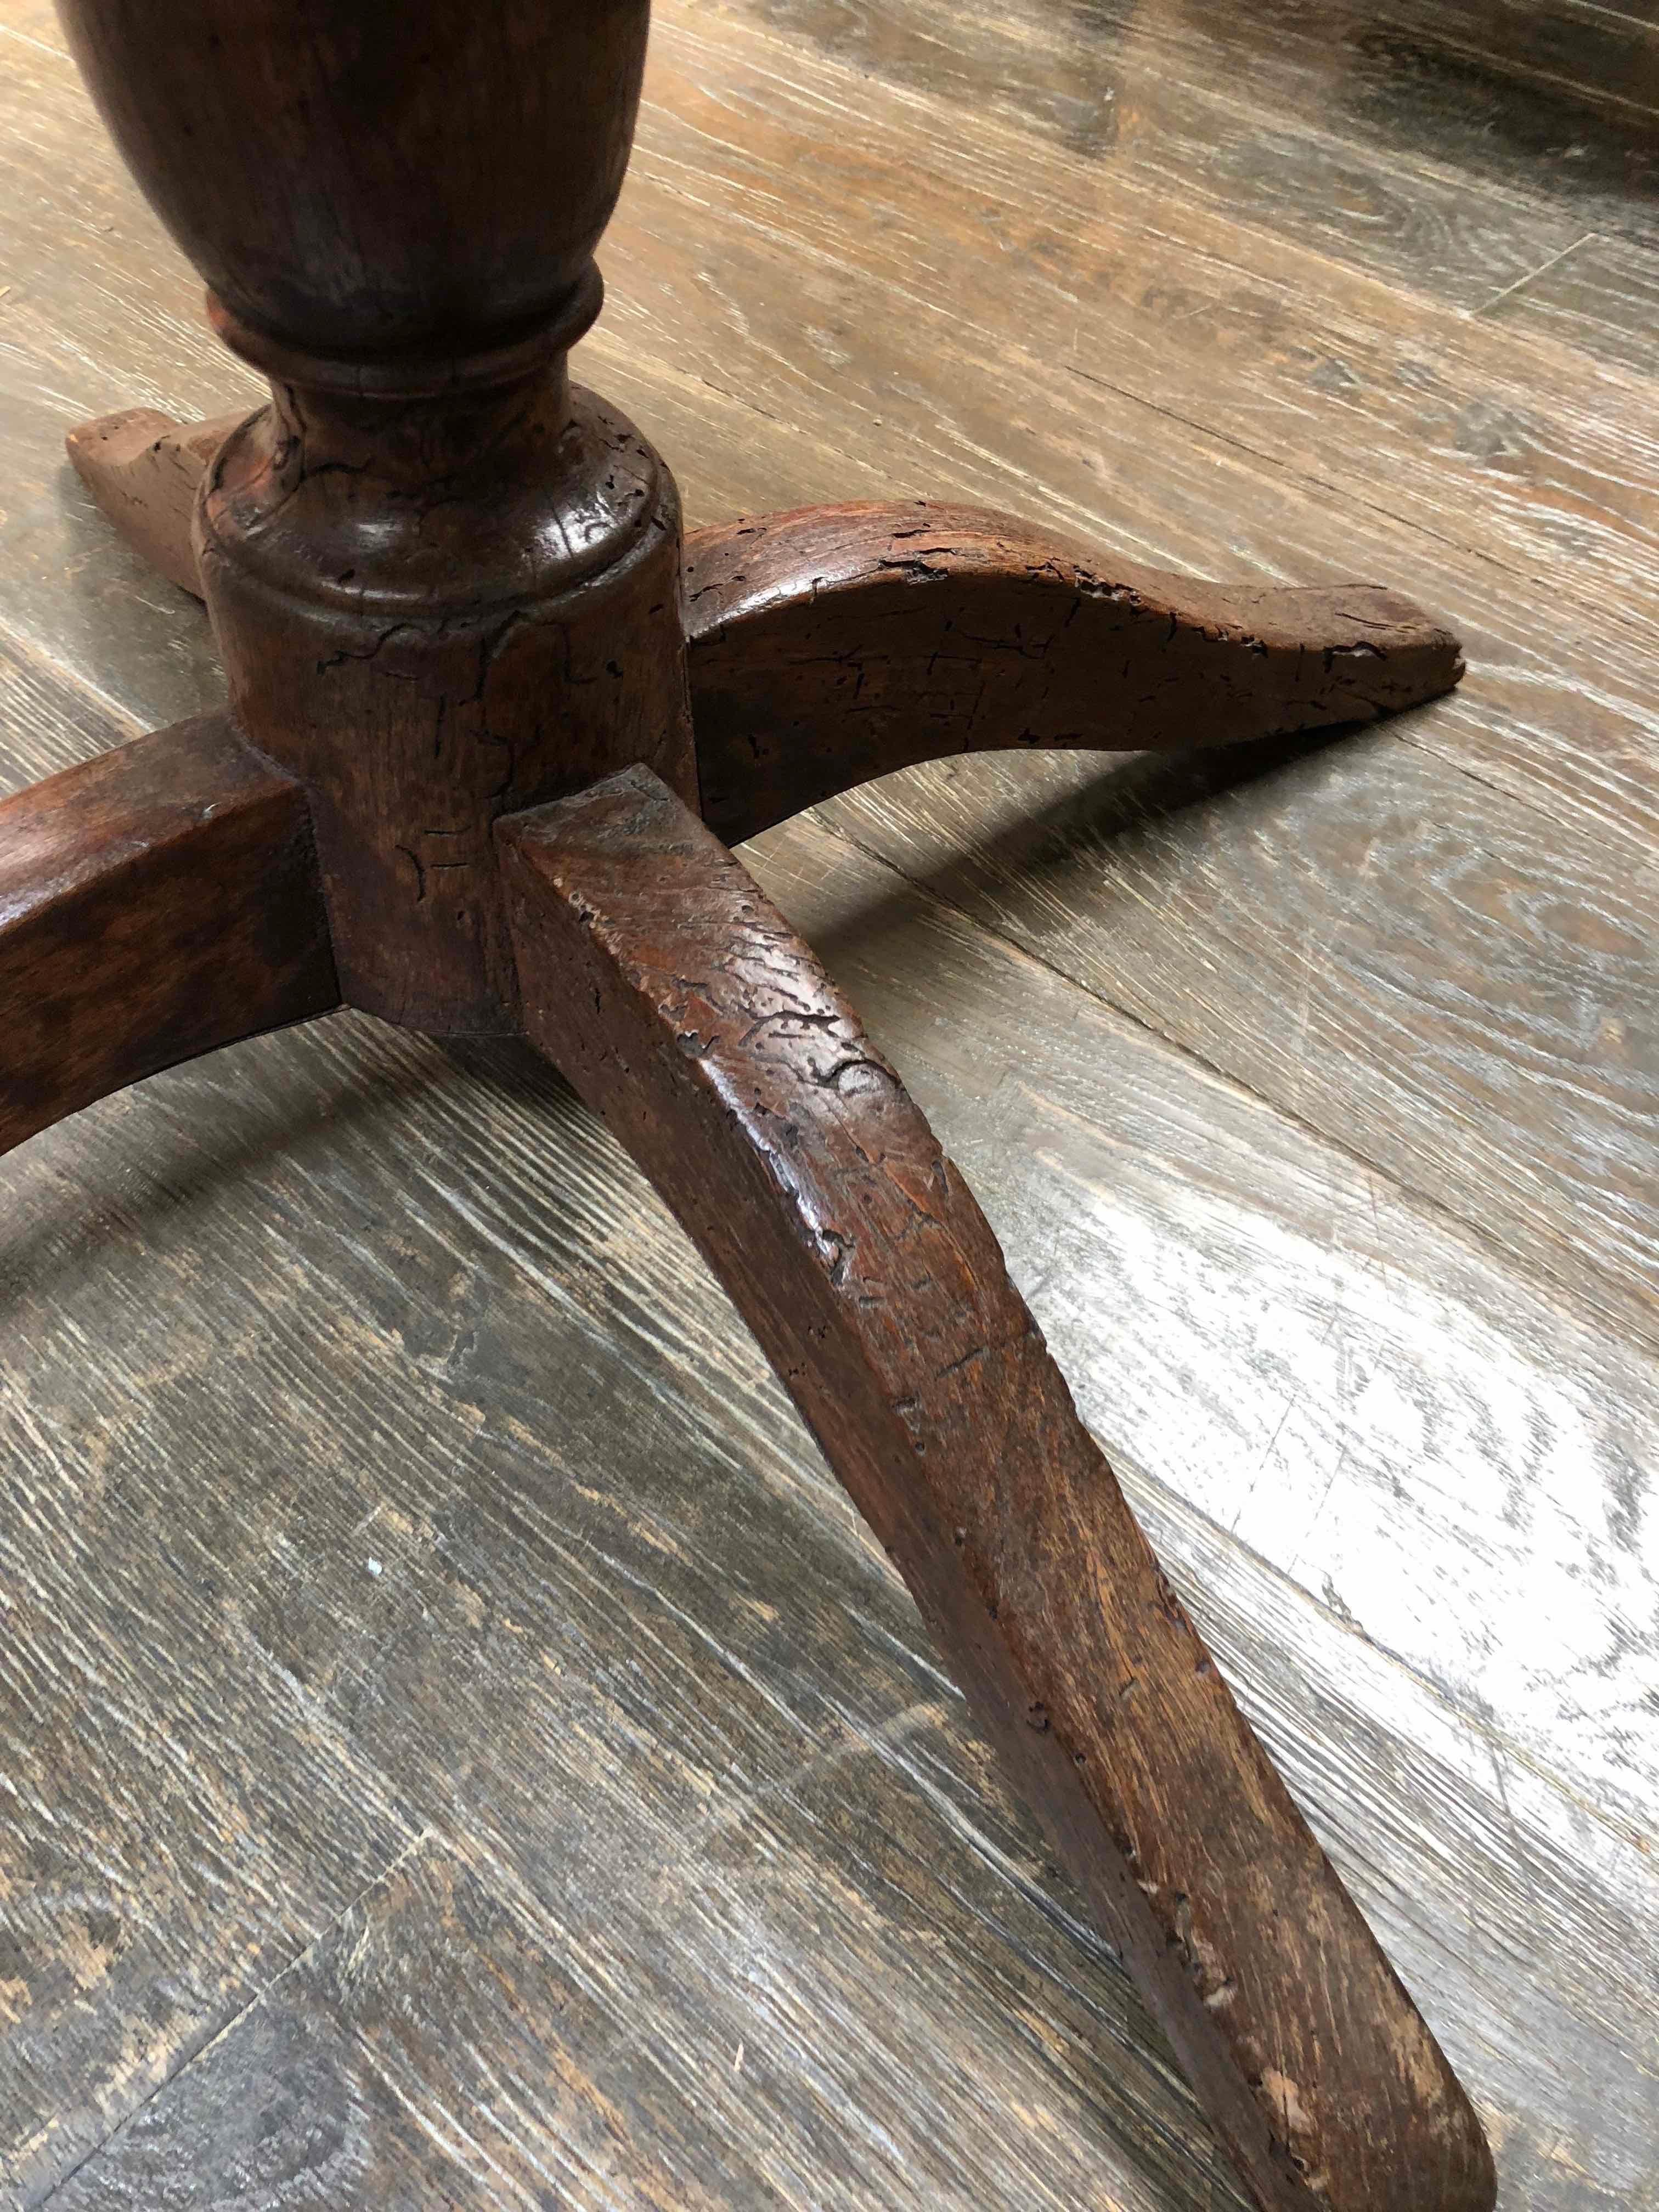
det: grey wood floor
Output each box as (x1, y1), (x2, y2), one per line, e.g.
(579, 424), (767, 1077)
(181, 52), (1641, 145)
(2, 0), (1655, 2204)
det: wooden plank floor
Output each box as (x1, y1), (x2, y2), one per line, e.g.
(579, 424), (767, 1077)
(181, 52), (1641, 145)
(1, 0), (1655, 2204)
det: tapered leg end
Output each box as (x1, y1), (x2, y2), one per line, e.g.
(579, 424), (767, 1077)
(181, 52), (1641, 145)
(683, 503), (1468, 837)
(1235, 579), (1465, 726)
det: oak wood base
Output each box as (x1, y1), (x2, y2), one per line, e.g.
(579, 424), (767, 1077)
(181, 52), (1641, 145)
(16, 382), (1489, 2212)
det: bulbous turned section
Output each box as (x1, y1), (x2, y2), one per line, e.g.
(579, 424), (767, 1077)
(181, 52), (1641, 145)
(55, 0), (651, 356)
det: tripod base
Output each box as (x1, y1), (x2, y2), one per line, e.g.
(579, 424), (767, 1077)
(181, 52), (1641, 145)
(68, 413), (1461, 850)
(9, 394), (1491, 2212)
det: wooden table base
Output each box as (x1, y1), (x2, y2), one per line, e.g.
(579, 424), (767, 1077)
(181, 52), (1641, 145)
(9, 3), (1491, 2207)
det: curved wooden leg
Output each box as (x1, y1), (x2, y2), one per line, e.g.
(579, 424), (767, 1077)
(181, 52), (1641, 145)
(497, 767), (1493, 2212)
(65, 408), (250, 597)
(1, 712), (339, 1155)
(684, 502), (1465, 840)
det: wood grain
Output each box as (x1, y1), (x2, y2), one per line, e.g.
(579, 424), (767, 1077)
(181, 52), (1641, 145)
(816, 728), (1659, 1363)
(747, 813), (1659, 1849)
(4, 812), (1648, 2208)
(0, 1030), (418, 2202)
(0, 999), (1277, 2212)
(499, 766), (1493, 2212)
(42, 1837), (735, 2212)
(4, 0), (1656, 2201)
(678, 0), (1582, 308)
(1487, 230), (1659, 382)
(682, 0), (1656, 292)
(685, 502), (1461, 841)
(0, 709), (338, 1156)
(630, 15), (1659, 636)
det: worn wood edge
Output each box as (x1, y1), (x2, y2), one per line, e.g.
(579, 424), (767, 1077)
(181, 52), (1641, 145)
(751, 804), (1659, 1841)
(65, 407), (248, 598)
(496, 764), (1496, 2212)
(683, 503), (1464, 840)
(0, 708), (340, 1154)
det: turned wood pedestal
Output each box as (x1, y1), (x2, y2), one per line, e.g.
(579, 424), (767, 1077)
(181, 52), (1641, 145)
(7, 5), (1495, 2207)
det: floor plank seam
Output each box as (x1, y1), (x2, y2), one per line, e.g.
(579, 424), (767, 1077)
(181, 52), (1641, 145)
(27, 1826), (443, 2210)
(1393, 721), (1627, 844)
(1057, 358), (1505, 571)
(1470, 233), (1600, 318)
(1413, 29), (1659, 127)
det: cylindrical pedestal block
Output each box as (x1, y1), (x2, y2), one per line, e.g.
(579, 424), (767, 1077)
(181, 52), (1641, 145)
(196, 323), (696, 1034)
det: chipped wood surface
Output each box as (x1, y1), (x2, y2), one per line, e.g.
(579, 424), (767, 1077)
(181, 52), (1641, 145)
(683, 502), (1462, 841)
(1, 0), (1655, 2207)
(61, 409), (240, 597)
(501, 768), (1491, 2210)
